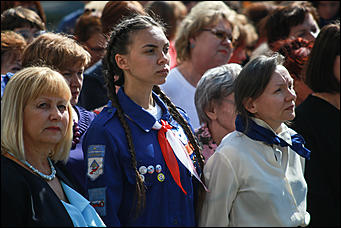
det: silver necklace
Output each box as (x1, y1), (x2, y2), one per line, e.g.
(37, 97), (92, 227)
(7, 151), (56, 181)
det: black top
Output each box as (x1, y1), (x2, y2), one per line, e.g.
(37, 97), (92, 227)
(291, 94), (340, 227)
(77, 60), (108, 111)
(1, 155), (83, 227)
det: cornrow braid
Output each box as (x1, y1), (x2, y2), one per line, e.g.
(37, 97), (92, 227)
(152, 85), (206, 219)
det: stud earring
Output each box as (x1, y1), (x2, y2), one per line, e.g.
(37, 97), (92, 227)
(190, 43), (195, 49)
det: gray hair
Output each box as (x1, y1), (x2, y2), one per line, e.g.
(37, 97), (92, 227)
(195, 63), (242, 124)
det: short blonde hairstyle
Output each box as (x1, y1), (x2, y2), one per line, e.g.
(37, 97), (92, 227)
(1, 66), (73, 163)
(175, 1), (238, 62)
(21, 32), (91, 71)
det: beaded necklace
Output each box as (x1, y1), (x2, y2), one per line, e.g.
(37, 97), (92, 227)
(6, 151), (56, 181)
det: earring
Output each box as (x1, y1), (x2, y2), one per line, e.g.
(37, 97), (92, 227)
(190, 43), (195, 49)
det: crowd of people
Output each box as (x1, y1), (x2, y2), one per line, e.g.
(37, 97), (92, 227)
(1, 1), (340, 227)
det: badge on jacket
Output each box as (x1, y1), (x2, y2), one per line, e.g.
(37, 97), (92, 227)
(87, 145), (105, 181)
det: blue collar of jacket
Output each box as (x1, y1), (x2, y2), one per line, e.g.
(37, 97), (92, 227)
(107, 87), (171, 133)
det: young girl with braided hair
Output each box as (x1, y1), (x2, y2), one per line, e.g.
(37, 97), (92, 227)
(82, 14), (206, 226)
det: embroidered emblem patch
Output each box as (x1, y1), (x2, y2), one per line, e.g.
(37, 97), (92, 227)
(87, 145), (105, 181)
(89, 187), (106, 216)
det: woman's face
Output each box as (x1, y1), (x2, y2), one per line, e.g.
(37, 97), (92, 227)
(191, 19), (233, 71)
(211, 93), (236, 134)
(117, 26), (170, 88)
(289, 13), (320, 42)
(60, 63), (85, 106)
(23, 95), (69, 148)
(246, 65), (297, 131)
(1, 50), (22, 75)
(317, 1), (340, 20)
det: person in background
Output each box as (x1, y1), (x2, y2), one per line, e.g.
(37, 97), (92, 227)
(1, 1), (46, 24)
(74, 12), (106, 69)
(145, 1), (187, 69)
(251, 1), (319, 60)
(1, 30), (27, 75)
(21, 32), (95, 196)
(83, 14), (206, 226)
(228, 13), (258, 66)
(1, 66), (105, 227)
(194, 63), (242, 162)
(160, 1), (238, 130)
(1, 6), (46, 44)
(78, 1), (146, 112)
(311, 1), (340, 28)
(199, 53), (310, 226)
(1, 30), (27, 98)
(292, 21), (340, 227)
(57, 1), (89, 35)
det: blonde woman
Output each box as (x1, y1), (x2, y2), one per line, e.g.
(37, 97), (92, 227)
(1, 67), (105, 226)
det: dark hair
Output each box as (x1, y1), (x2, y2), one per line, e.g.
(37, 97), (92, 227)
(305, 21), (340, 93)
(74, 12), (102, 43)
(101, 1), (145, 37)
(103, 14), (205, 218)
(233, 53), (285, 130)
(1, 1), (46, 24)
(1, 6), (45, 31)
(265, 1), (318, 45)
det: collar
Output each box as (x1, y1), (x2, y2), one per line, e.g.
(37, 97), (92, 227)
(116, 87), (171, 132)
(60, 181), (89, 212)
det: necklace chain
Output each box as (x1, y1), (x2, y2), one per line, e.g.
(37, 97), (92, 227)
(7, 151), (56, 181)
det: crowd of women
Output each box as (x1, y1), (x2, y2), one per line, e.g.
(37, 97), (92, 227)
(1, 1), (340, 227)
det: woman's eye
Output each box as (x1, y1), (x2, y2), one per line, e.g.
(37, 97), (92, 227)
(38, 103), (49, 109)
(57, 105), (67, 112)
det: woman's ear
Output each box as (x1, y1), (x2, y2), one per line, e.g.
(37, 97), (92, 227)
(115, 54), (129, 70)
(244, 97), (257, 114)
(205, 103), (218, 121)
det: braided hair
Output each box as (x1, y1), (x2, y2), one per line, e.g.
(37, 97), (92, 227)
(103, 14), (205, 218)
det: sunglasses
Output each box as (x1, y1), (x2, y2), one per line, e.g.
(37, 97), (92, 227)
(201, 28), (233, 43)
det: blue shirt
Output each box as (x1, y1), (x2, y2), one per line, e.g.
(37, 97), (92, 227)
(83, 87), (199, 226)
(60, 181), (105, 227)
(1, 72), (14, 98)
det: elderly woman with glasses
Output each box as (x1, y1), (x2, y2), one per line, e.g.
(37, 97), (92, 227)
(194, 63), (242, 162)
(160, 1), (239, 130)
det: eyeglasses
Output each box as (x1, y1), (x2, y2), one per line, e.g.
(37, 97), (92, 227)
(201, 28), (233, 43)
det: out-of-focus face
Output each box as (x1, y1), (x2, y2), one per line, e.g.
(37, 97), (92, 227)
(1, 51), (22, 74)
(118, 26), (170, 88)
(212, 93), (236, 135)
(191, 19), (233, 71)
(84, 32), (107, 67)
(317, 1), (340, 20)
(60, 63), (85, 106)
(334, 55), (340, 83)
(23, 95), (69, 148)
(14, 26), (41, 44)
(289, 13), (320, 42)
(229, 43), (247, 65)
(246, 65), (297, 131)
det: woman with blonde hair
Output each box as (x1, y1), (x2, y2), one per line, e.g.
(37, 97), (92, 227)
(160, 1), (238, 129)
(1, 66), (105, 226)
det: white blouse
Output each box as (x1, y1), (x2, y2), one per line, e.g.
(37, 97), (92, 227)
(199, 118), (310, 227)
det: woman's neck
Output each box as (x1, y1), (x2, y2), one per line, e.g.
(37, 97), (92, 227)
(313, 92), (340, 110)
(177, 61), (205, 87)
(124, 82), (154, 110)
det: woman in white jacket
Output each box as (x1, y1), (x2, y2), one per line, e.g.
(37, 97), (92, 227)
(199, 53), (311, 227)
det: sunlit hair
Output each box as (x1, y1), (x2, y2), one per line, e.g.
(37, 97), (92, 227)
(21, 32), (91, 71)
(175, 1), (238, 62)
(1, 66), (73, 163)
(195, 63), (242, 124)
